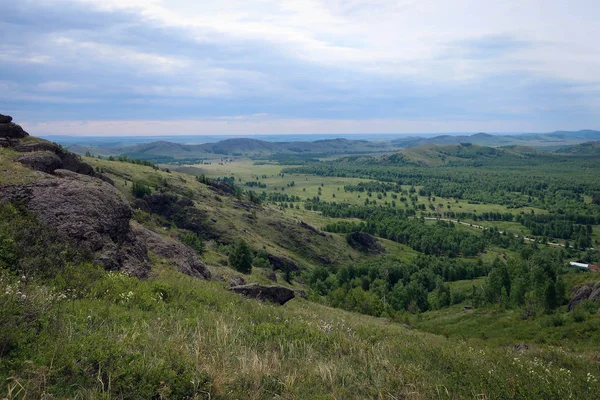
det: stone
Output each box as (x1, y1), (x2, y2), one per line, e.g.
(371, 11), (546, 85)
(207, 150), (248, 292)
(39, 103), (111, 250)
(513, 343), (529, 352)
(266, 270), (277, 282)
(229, 275), (247, 287)
(294, 289), (307, 299)
(0, 170), (150, 277)
(13, 141), (98, 177)
(568, 285), (593, 311)
(588, 286), (600, 302)
(230, 283), (295, 305)
(132, 224), (211, 279)
(267, 254), (301, 272)
(0, 122), (29, 139)
(0, 114), (13, 123)
(16, 151), (63, 173)
(345, 231), (385, 254)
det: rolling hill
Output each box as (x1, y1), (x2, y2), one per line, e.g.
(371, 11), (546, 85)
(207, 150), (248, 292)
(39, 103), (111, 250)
(392, 130), (600, 149)
(555, 140), (600, 155)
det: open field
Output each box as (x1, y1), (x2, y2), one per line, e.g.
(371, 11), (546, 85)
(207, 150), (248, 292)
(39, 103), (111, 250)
(186, 159), (546, 216)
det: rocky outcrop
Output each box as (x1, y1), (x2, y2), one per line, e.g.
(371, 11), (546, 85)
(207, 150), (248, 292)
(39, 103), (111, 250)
(0, 170), (150, 277)
(346, 231), (385, 254)
(132, 192), (215, 238)
(568, 283), (599, 311)
(299, 221), (326, 237)
(13, 141), (95, 176)
(229, 275), (247, 287)
(1, 115), (101, 179)
(0, 114), (28, 139)
(132, 224), (210, 279)
(16, 151), (63, 174)
(230, 283), (295, 305)
(267, 254), (301, 272)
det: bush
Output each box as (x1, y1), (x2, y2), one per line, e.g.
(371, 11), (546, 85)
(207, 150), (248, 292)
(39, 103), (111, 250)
(132, 181), (151, 198)
(229, 239), (253, 274)
(180, 232), (205, 255)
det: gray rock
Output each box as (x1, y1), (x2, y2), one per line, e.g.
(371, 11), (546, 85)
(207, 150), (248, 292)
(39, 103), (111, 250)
(267, 254), (301, 272)
(513, 343), (529, 352)
(589, 286), (600, 302)
(13, 141), (97, 177)
(16, 151), (63, 173)
(294, 289), (307, 299)
(568, 286), (593, 311)
(0, 170), (150, 277)
(230, 283), (295, 305)
(0, 114), (13, 123)
(346, 231), (385, 254)
(266, 270), (277, 282)
(0, 122), (28, 139)
(229, 275), (247, 287)
(14, 142), (61, 153)
(132, 224), (210, 279)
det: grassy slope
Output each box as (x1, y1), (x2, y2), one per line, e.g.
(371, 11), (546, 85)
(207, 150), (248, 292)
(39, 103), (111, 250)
(3, 261), (599, 399)
(3, 149), (600, 398)
(87, 157), (372, 272)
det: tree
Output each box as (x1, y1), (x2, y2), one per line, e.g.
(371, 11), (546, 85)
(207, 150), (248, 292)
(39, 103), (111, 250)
(181, 232), (205, 255)
(229, 239), (253, 274)
(132, 181), (151, 198)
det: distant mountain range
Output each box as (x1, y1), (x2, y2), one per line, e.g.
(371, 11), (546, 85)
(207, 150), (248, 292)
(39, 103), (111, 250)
(392, 130), (600, 149)
(61, 130), (600, 162)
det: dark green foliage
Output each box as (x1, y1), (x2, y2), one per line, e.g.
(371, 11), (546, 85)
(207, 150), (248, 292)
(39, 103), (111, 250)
(284, 149), (600, 219)
(180, 231), (205, 255)
(306, 256), (488, 316)
(229, 239), (253, 274)
(483, 250), (566, 313)
(132, 181), (152, 198)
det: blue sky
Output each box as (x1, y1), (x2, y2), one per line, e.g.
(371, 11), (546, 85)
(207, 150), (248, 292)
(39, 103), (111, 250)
(1, 0), (599, 136)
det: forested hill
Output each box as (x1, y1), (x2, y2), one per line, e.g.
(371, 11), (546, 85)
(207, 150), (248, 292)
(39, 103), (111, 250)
(392, 129), (600, 148)
(381, 143), (546, 166)
(74, 137), (397, 162)
(555, 141), (600, 155)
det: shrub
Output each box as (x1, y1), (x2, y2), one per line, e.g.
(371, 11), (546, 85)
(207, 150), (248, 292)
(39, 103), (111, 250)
(181, 232), (205, 255)
(132, 181), (151, 198)
(229, 239), (253, 274)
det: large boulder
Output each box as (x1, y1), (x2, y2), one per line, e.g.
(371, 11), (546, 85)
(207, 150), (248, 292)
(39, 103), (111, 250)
(16, 151), (63, 174)
(0, 170), (150, 277)
(230, 283), (295, 305)
(132, 224), (211, 279)
(0, 122), (28, 139)
(267, 254), (301, 272)
(0, 114), (13, 123)
(229, 275), (247, 287)
(13, 141), (95, 176)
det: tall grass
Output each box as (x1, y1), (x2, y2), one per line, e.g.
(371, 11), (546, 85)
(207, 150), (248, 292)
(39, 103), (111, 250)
(2, 260), (599, 399)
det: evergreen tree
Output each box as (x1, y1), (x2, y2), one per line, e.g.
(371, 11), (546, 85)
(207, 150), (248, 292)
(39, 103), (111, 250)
(229, 239), (253, 274)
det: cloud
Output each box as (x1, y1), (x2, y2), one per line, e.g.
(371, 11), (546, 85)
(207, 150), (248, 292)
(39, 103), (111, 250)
(1, 0), (599, 133)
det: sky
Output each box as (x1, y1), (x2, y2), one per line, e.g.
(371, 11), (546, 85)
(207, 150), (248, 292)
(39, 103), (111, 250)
(1, 0), (599, 136)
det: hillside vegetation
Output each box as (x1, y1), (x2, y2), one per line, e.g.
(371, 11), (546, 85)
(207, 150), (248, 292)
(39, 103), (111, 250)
(2, 115), (600, 398)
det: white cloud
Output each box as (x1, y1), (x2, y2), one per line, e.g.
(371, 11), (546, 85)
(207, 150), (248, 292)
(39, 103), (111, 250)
(63, 0), (600, 84)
